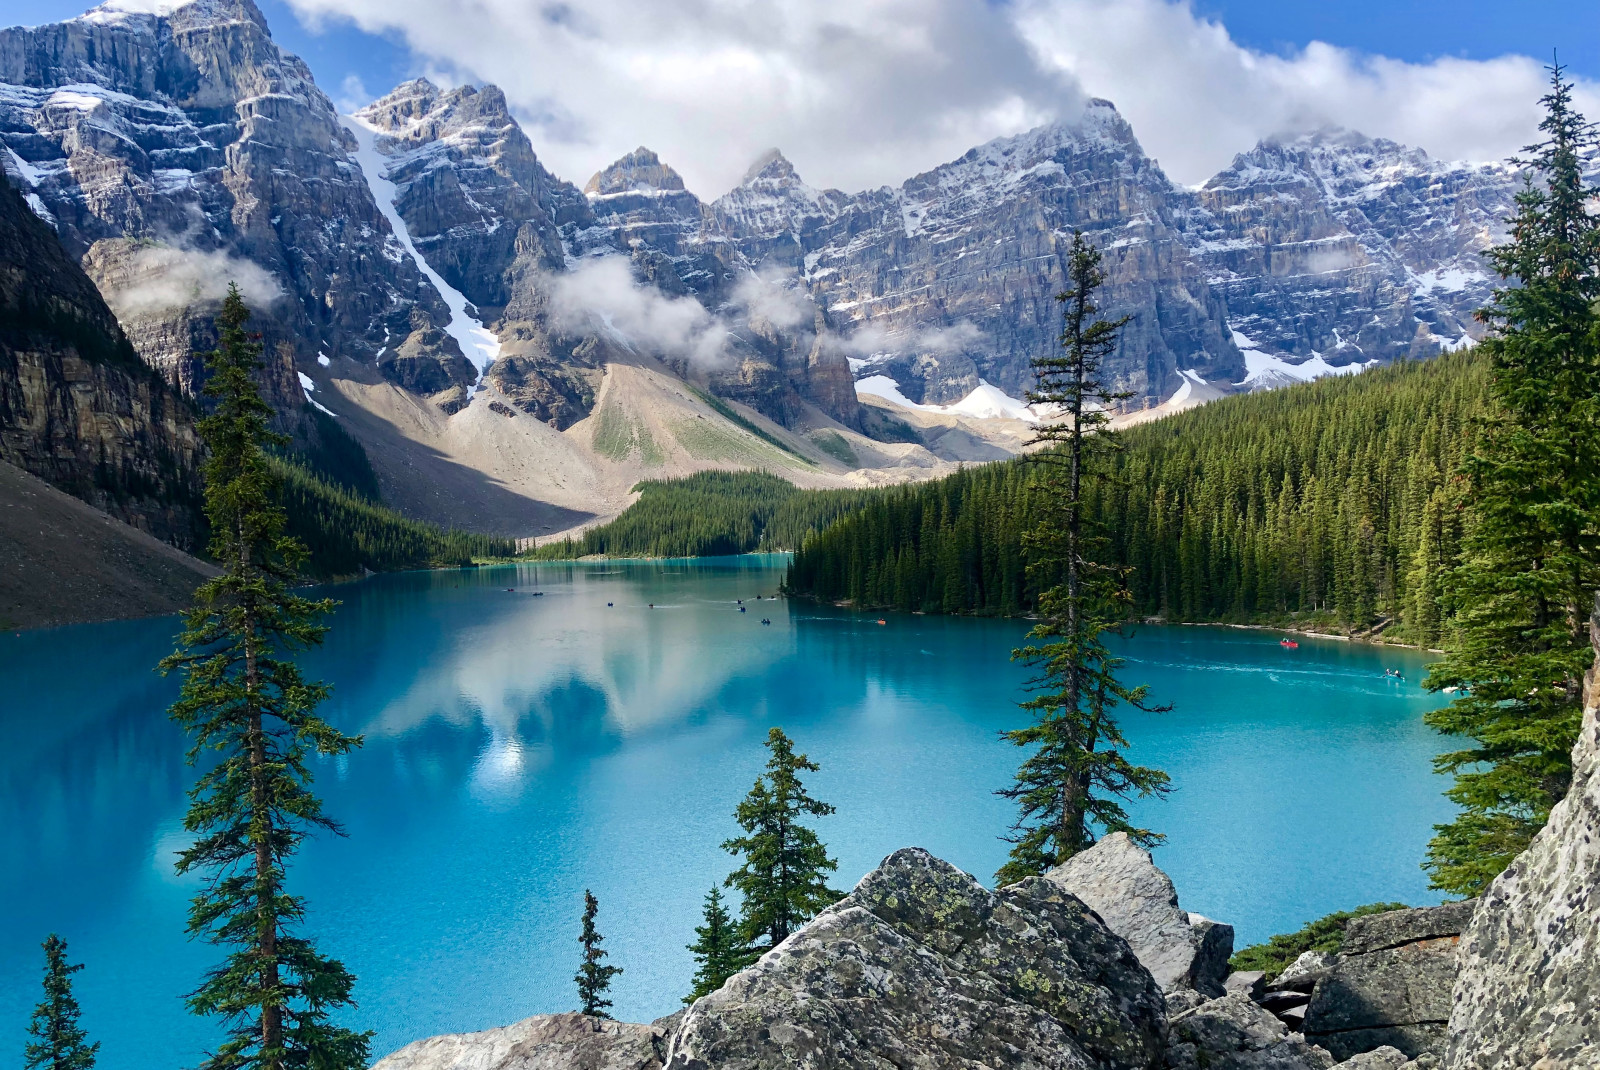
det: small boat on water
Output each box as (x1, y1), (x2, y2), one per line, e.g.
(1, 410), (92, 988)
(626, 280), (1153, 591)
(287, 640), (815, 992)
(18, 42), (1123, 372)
(1280, 638), (1299, 650)
(876, 619), (887, 626)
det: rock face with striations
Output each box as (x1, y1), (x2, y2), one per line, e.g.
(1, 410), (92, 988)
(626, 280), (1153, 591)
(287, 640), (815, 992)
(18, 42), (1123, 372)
(1446, 592), (1600, 1070)
(1046, 831), (1235, 1003)
(716, 110), (1244, 407)
(0, 0), (466, 395)
(1303, 899), (1477, 1061)
(1178, 130), (1513, 382)
(665, 847), (1168, 1069)
(0, 169), (202, 548)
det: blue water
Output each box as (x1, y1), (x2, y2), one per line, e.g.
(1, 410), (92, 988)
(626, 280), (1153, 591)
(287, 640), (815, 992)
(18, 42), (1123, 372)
(0, 556), (1454, 1067)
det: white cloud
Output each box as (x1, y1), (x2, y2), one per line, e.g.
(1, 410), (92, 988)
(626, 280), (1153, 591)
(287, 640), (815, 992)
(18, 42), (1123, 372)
(285, 0), (1599, 195)
(284, 0), (1075, 197)
(1014, 0), (1600, 185)
(334, 73), (370, 115)
(547, 256), (729, 367)
(728, 272), (815, 331)
(104, 243), (284, 317)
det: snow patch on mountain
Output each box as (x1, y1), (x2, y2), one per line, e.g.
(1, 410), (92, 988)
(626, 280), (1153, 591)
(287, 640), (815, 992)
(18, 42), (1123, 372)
(297, 370), (336, 416)
(1231, 328), (1376, 391)
(856, 375), (1040, 423)
(342, 115), (501, 384)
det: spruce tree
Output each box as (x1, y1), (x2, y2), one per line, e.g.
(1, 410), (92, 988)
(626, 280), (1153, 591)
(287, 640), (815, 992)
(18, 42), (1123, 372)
(997, 231), (1170, 885)
(160, 285), (371, 1070)
(1423, 65), (1600, 896)
(723, 728), (840, 955)
(575, 890), (622, 1018)
(24, 935), (98, 1070)
(683, 886), (749, 1004)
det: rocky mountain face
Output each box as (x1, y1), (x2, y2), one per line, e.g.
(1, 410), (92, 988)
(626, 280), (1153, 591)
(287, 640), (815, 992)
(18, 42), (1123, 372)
(1180, 131), (1513, 371)
(0, 0), (468, 402)
(0, 169), (202, 548)
(352, 81), (863, 431)
(1, 0), (1528, 459)
(716, 108), (1243, 406)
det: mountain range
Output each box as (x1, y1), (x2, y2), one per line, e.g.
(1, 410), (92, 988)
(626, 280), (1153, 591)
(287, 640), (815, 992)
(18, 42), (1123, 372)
(0, 0), (1528, 537)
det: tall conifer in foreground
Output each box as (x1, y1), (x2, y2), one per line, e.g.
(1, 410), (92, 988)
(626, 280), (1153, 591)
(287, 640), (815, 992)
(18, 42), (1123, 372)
(575, 890), (622, 1018)
(24, 935), (98, 1070)
(161, 285), (370, 1070)
(724, 728), (840, 955)
(1424, 66), (1600, 896)
(683, 886), (749, 1004)
(997, 231), (1170, 885)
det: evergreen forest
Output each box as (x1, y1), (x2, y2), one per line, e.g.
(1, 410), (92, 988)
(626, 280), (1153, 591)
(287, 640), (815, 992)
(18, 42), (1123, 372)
(276, 458), (514, 578)
(529, 471), (871, 559)
(785, 352), (1490, 646)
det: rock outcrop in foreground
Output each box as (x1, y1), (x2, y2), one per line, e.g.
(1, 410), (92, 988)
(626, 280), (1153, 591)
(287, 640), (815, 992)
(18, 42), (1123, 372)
(1047, 831), (1234, 1005)
(1304, 900), (1477, 1060)
(666, 847), (1166, 1068)
(374, 1013), (667, 1070)
(1446, 593), (1600, 1069)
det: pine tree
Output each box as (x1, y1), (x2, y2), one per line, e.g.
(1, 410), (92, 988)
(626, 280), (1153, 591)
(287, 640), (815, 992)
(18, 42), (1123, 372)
(1423, 65), (1600, 896)
(160, 285), (371, 1070)
(575, 890), (622, 1018)
(723, 728), (841, 955)
(683, 886), (749, 1004)
(24, 935), (98, 1070)
(997, 231), (1171, 885)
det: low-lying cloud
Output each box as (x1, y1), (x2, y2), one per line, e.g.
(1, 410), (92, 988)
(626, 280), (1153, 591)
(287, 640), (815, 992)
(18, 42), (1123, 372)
(548, 256), (730, 366)
(838, 320), (984, 361)
(106, 243), (285, 318)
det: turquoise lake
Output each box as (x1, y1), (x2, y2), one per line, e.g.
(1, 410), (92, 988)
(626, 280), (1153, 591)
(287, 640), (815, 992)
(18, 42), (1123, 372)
(0, 555), (1455, 1067)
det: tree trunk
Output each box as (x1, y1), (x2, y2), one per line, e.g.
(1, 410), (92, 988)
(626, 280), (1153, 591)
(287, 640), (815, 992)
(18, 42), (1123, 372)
(241, 522), (282, 1063)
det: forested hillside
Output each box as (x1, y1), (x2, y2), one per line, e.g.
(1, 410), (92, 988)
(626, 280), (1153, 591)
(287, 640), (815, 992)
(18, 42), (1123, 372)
(277, 459), (514, 578)
(786, 353), (1489, 644)
(530, 471), (871, 559)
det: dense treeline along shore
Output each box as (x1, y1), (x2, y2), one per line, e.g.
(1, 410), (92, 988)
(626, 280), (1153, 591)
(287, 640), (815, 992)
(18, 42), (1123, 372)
(528, 471), (872, 559)
(277, 459), (515, 578)
(785, 353), (1489, 646)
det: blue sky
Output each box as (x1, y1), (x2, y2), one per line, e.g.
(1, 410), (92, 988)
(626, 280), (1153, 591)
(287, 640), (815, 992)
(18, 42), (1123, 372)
(7, 0), (1598, 196)
(1198, 2), (1595, 76)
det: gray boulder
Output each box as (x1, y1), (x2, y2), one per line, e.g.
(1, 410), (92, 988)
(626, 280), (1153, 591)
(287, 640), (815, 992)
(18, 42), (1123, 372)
(1164, 993), (1335, 1070)
(1447, 593), (1600, 1070)
(1304, 902), (1476, 1061)
(666, 847), (1167, 1070)
(1228, 971), (1268, 1000)
(371, 1013), (667, 1070)
(1047, 832), (1235, 998)
(1273, 951), (1339, 993)
(1330, 1046), (1409, 1069)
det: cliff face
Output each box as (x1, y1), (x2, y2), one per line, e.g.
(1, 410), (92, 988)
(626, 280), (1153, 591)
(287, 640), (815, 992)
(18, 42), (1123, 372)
(0, 0), (466, 396)
(1179, 131), (1513, 370)
(724, 107), (1240, 405)
(0, 170), (202, 548)
(1, 3), (1530, 446)
(1447, 593), (1600, 1068)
